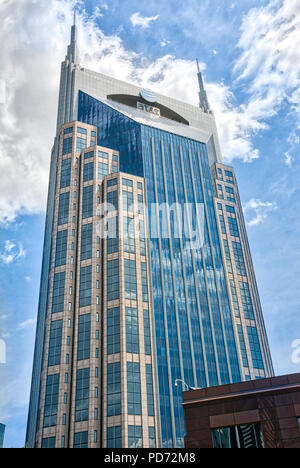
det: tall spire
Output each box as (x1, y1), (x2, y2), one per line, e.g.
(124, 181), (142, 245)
(66, 7), (79, 65)
(196, 58), (210, 113)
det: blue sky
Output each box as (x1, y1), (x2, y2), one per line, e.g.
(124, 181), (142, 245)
(0, 0), (299, 448)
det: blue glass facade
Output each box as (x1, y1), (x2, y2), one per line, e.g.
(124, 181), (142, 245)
(78, 91), (241, 447)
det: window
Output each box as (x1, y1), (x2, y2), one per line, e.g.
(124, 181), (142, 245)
(124, 259), (137, 300)
(48, 320), (63, 366)
(225, 186), (234, 195)
(225, 170), (233, 178)
(107, 259), (119, 301)
(138, 194), (144, 215)
(74, 432), (88, 449)
(122, 178), (133, 187)
(137, 182), (143, 190)
(126, 307), (139, 354)
(99, 150), (108, 159)
(76, 136), (87, 152)
(52, 272), (65, 313)
(82, 185), (93, 219)
(232, 242), (246, 276)
(239, 282), (254, 320)
(84, 151), (94, 160)
(64, 127), (73, 135)
(149, 427), (156, 449)
(247, 327), (264, 370)
(123, 216), (135, 253)
(123, 190), (133, 213)
(60, 158), (72, 188)
(107, 426), (122, 449)
(79, 265), (92, 308)
(237, 325), (249, 368)
(62, 137), (73, 155)
(42, 437), (56, 449)
(81, 223), (93, 261)
(230, 280), (240, 317)
(77, 127), (87, 135)
(107, 217), (118, 254)
(113, 153), (118, 162)
(228, 217), (239, 238)
(223, 240), (233, 274)
(219, 215), (226, 235)
(43, 374), (59, 428)
(128, 426), (143, 449)
(98, 161), (109, 181)
(58, 192), (70, 226)
(212, 423), (264, 449)
(55, 230), (68, 267)
(127, 362), (141, 415)
(107, 307), (120, 355)
(107, 362), (121, 416)
(77, 314), (91, 361)
(146, 364), (154, 416)
(141, 262), (149, 302)
(107, 178), (117, 188)
(83, 162), (94, 182)
(139, 220), (146, 256)
(112, 163), (118, 173)
(75, 368), (90, 422)
(226, 205), (235, 214)
(107, 190), (118, 211)
(143, 310), (151, 355)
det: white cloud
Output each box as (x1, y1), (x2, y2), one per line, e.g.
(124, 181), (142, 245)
(17, 318), (36, 331)
(93, 3), (109, 19)
(94, 7), (103, 18)
(210, 0), (300, 163)
(243, 198), (277, 226)
(0, 360), (33, 422)
(0, 0), (299, 225)
(25, 276), (31, 282)
(234, 0), (300, 126)
(283, 129), (300, 166)
(206, 82), (264, 163)
(0, 240), (26, 264)
(284, 152), (292, 167)
(130, 12), (159, 29)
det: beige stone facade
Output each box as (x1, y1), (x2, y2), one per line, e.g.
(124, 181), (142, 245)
(211, 163), (274, 381)
(35, 121), (158, 448)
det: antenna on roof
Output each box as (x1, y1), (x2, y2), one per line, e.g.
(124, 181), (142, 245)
(66, 5), (80, 65)
(196, 58), (210, 113)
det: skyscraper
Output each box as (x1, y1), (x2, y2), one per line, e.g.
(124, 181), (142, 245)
(0, 423), (5, 449)
(26, 18), (273, 448)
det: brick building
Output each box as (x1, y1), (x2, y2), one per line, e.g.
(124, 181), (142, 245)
(183, 373), (300, 448)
